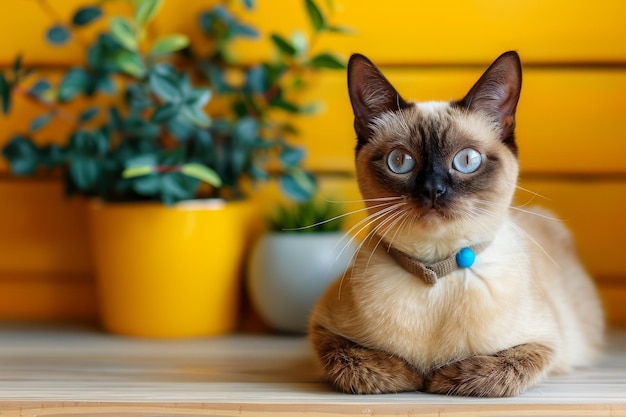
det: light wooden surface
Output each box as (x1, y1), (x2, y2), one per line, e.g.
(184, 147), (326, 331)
(0, 324), (624, 416)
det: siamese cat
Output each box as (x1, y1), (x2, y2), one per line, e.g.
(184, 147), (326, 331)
(309, 51), (604, 397)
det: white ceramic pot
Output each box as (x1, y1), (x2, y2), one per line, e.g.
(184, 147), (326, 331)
(247, 232), (357, 333)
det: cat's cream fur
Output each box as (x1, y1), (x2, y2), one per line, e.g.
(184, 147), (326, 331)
(309, 51), (604, 397)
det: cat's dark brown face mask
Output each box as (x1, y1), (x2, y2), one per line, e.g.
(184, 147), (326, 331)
(347, 52), (523, 245)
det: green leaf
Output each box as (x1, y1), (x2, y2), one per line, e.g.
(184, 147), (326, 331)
(46, 24), (71, 45)
(201, 62), (232, 94)
(79, 107), (99, 123)
(97, 77), (116, 94)
(161, 172), (197, 203)
(114, 50), (145, 78)
(0, 73), (11, 115)
(198, 11), (214, 34)
(212, 5), (235, 26)
(72, 6), (103, 26)
(186, 88), (211, 108)
(242, 0), (255, 9)
(69, 157), (99, 190)
(270, 34), (296, 56)
(245, 65), (267, 93)
(280, 145), (305, 167)
(132, 173), (161, 195)
(181, 105), (211, 128)
(279, 169), (317, 202)
(124, 117), (160, 140)
(28, 79), (51, 99)
(304, 0), (326, 32)
(326, 24), (355, 34)
(38, 144), (65, 167)
(110, 17), (137, 51)
(150, 34), (189, 56)
(94, 129), (109, 154)
(1, 135), (39, 175)
(278, 122), (299, 135)
(122, 165), (153, 178)
(135, 0), (164, 25)
(58, 68), (89, 102)
(309, 52), (346, 69)
(149, 65), (181, 101)
(232, 22), (258, 38)
(233, 117), (258, 146)
(30, 113), (53, 133)
(291, 30), (308, 56)
(299, 102), (321, 114)
(270, 97), (300, 113)
(69, 130), (93, 153)
(12, 55), (22, 77)
(126, 153), (158, 168)
(159, 147), (184, 165)
(166, 119), (194, 141)
(151, 103), (178, 123)
(181, 163), (222, 187)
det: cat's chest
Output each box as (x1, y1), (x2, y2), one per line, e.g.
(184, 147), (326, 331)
(348, 246), (534, 367)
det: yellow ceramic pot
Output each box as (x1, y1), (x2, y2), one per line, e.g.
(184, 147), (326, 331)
(87, 199), (256, 338)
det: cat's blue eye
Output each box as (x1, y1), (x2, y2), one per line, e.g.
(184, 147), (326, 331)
(387, 149), (415, 174)
(453, 148), (482, 174)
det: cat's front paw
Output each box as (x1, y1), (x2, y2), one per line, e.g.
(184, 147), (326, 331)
(310, 324), (423, 394)
(424, 343), (553, 397)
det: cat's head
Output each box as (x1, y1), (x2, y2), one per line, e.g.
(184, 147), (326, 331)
(348, 51), (522, 258)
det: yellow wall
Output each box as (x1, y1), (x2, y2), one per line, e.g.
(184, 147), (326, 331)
(1, 0), (625, 325)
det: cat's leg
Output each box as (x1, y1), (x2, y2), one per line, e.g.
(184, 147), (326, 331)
(310, 324), (423, 394)
(424, 343), (554, 397)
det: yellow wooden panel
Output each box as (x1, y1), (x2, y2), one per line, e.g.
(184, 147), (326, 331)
(515, 179), (626, 281)
(0, 180), (92, 274)
(0, 273), (96, 321)
(237, 0), (626, 64)
(292, 68), (626, 174)
(0, 0), (624, 66)
(598, 285), (626, 326)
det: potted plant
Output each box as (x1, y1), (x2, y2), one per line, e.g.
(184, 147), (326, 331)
(0, 0), (348, 337)
(247, 197), (357, 333)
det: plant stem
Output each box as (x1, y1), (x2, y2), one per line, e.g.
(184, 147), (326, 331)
(12, 85), (79, 126)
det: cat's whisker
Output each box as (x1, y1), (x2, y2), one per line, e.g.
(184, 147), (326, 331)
(473, 206), (559, 268)
(333, 200), (407, 255)
(283, 199), (403, 231)
(509, 206), (563, 221)
(512, 184), (551, 208)
(364, 206), (413, 271)
(516, 185), (551, 201)
(325, 196), (405, 204)
(515, 194), (538, 209)
(474, 198), (563, 222)
(349, 203), (409, 267)
(387, 207), (415, 249)
(336, 202), (408, 298)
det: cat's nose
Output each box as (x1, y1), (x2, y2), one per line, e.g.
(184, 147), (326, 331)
(421, 176), (447, 201)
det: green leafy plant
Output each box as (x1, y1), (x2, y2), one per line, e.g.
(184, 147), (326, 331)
(0, 0), (348, 204)
(193, 0), (349, 200)
(268, 199), (345, 233)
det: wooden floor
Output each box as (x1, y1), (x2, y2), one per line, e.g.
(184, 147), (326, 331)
(0, 324), (624, 417)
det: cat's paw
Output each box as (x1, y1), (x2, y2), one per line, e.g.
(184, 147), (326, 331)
(325, 342), (423, 394)
(310, 325), (423, 394)
(424, 343), (553, 397)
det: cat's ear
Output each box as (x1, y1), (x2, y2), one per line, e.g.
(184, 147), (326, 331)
(348, 54), (409, 147)
(459, 51), (522, 145)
